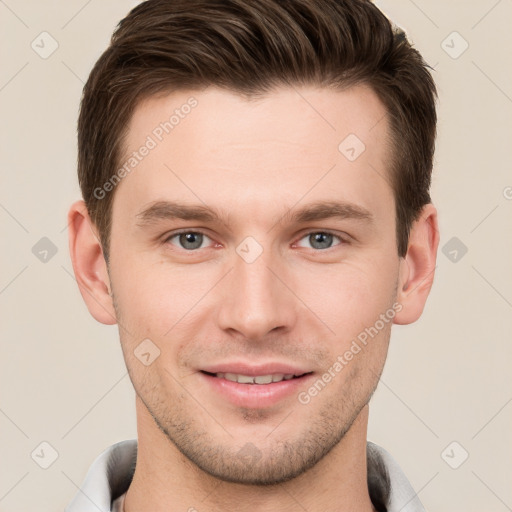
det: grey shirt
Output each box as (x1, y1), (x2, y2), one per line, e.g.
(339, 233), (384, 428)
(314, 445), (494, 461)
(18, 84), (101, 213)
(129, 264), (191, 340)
(65, 439), (426, 512)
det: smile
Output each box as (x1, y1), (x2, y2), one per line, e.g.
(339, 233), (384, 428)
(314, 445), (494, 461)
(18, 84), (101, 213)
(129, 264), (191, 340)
(199, 369), (314, 408)
(207, 372), (307, 384)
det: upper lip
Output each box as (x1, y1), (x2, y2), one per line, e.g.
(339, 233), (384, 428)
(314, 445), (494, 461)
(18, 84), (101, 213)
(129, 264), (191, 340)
(200, 362), (312, 376)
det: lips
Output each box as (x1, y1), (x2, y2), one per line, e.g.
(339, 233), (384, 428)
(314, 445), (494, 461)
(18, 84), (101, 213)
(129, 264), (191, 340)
(198, 363), (314, 408)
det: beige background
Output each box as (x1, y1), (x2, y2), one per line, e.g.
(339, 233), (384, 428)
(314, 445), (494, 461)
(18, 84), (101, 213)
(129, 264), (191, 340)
(1, 1), (511, 511)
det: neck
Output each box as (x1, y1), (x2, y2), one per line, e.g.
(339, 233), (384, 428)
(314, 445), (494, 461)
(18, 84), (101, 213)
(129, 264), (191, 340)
(124, 397), (375, 512)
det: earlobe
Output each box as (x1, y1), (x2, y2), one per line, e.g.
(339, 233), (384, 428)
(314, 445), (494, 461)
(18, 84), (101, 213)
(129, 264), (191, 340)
(67, 200), (117, 325)
(393, 203), (440, 325)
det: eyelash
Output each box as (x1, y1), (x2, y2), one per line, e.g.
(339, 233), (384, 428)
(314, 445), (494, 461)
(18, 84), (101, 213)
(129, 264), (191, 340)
(162, 229), (348, 251)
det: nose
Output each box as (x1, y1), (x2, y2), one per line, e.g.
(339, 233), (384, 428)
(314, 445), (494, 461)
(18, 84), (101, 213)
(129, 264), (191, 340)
(216, 245), (297, 340)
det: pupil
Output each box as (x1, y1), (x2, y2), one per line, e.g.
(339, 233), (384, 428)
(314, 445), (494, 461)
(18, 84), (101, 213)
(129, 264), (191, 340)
(180, 232), (202, 250)
(311, 232), (332, 249)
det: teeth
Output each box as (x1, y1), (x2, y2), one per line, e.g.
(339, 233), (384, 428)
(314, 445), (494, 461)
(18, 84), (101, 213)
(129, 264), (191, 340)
(215, 372), (301, 384)
(254, 375), (273, 384)
(238, 374), (255, 384)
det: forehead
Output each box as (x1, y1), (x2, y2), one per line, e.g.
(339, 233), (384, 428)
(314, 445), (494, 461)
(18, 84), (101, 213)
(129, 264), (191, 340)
(113, 84), (393, 229)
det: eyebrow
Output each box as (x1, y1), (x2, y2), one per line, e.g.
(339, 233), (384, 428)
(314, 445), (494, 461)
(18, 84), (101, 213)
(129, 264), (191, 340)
(280, 200), (373, 225)
(135, 199), (374, 229)
(135, 201), (228, 228)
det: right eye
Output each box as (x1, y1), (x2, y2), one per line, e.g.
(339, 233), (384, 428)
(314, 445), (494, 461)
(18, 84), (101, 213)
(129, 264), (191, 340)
(164, 231), (214, 251)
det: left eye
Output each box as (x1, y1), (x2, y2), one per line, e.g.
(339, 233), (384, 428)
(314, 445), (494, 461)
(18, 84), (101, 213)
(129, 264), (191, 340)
(166, 232), (212, 250)
(296, 232), (343, 250)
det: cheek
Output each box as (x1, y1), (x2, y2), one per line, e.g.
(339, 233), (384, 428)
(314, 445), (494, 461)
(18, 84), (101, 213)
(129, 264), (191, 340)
(111, 262), (200, 383)
(110, 257), (215, 335)
(292, 256), (399, 337)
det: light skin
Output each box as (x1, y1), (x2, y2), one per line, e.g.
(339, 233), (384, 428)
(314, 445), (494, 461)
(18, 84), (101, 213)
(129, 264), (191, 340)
(68, 84), (439, 512)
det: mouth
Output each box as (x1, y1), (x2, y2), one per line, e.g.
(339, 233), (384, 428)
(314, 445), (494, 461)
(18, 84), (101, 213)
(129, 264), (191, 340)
(198, 366), (315, 408)
(201, 371), (311, 385)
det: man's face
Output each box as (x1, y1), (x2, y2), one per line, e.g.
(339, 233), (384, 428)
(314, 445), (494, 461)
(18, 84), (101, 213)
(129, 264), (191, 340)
(107, 85), (402, 484)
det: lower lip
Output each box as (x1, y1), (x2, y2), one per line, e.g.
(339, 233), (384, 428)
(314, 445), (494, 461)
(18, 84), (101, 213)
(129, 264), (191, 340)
(199, 372), (314, 408)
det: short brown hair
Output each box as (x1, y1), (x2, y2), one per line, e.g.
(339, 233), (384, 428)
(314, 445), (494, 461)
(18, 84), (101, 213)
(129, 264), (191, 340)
(78, 0), (437, 263)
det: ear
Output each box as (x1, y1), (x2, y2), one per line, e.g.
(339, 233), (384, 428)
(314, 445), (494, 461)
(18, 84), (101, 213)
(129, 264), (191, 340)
(394, 203), (439, 325)
(67, 200), (117, 325)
